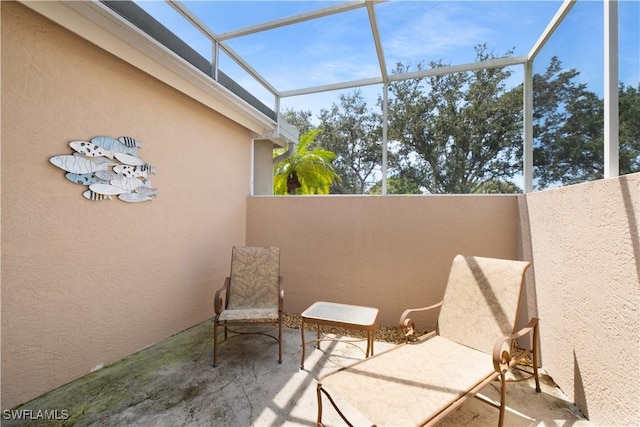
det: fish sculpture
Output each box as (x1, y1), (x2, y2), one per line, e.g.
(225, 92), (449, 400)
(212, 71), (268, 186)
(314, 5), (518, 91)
(119, 193), (152, 203)
(94, 170), (123, 181)
(134, 185), (159, 197)
(65, 172), (105, 186)
(69, 140), (114, 159)
(50, 155), (110, 174)
(53, 135), (155, 203)
(83, 190), (112, 201)
(114, 152), (146, 166)
(91, 136), (137, 156)
(89, 183), (128, 195)
(113, 164), (156, 178)
(73, 153), (116, 166)
(118, 136), (143, 149)
(110, 177), (144, 192)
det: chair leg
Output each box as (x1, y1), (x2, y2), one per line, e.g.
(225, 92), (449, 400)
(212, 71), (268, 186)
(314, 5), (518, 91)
(278, 316), (283, 364)
(533, 321), (542, 392)
(498, 372), (507, 427)
(213, 321), (219, 367)
(317, 382), (354, 427)
(316, 383), (324, 427)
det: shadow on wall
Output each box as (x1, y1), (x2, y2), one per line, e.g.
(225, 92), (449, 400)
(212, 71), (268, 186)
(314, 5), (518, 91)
(517, 196), (538, 355)
(620, 177), (640, 283)
(573, 350), (589, 420)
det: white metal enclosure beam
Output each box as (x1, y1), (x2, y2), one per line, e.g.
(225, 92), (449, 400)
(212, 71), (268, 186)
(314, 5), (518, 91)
(215, 1), (372, 41)
(523, 61), (534, 193)
(528, 0), (576, 61)
(604, 0), (620, 178)
(279, 56), (527, 98)
(366, 1), (388, 83)
(168, 1), (279, 97)
(381, 82), (389, 195)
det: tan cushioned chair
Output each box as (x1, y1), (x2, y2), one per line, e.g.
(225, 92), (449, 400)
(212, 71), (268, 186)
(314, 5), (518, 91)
(213, 246), (283, 367)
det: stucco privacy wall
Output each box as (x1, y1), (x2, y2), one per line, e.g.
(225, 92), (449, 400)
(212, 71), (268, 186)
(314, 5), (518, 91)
(246, 195), (524, 327)
(1, 2), (251, 409)
(526, 173), (640, 426)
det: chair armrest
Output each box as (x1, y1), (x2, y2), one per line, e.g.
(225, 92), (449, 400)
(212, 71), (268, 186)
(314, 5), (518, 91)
(278, 277), (284, 312)
(214, 278), (230, 315)
(493, 317), (539, 374)
(399, 301), (443, 340)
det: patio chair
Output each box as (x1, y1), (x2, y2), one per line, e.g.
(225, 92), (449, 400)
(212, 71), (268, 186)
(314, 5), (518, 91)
(316, 254), (541, 427)
(213, 246), (283, 367)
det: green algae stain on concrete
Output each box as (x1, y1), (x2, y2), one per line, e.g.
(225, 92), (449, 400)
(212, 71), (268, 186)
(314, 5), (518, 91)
(3, 320), (215, 426)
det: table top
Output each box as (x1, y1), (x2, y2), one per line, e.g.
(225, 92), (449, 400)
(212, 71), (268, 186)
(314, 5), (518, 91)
(301, 301), (379, 327)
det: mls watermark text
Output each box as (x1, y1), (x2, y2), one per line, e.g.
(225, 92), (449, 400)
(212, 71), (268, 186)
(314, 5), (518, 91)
(2, 409), (70, 421)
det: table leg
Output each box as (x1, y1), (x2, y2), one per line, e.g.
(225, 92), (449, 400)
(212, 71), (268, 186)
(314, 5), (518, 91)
(300, 319), (306, 370)
(371, 326), (375, 356)
(365, 327), (375, 358)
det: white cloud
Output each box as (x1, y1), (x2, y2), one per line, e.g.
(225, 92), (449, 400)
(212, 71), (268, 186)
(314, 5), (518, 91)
(380, 3), (491, 65)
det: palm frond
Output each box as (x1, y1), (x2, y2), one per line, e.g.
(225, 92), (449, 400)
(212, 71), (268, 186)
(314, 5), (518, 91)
(273, 129), (340, 194)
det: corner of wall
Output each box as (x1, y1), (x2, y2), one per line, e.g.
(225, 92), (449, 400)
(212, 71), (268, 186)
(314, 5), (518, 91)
(525, 173), (640, 425)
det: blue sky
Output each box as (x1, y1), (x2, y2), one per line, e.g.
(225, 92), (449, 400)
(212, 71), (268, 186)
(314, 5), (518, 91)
(136, 0), (639, 115)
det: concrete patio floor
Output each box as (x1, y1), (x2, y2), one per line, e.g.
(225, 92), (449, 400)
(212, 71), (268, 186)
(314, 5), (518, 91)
(5, 319), (593, 426)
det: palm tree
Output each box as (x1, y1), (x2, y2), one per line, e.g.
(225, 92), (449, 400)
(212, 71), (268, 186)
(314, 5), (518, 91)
(274, 129), (340, 195)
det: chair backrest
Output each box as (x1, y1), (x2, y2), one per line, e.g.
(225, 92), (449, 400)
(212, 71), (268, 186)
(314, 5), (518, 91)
(228, 246), (280, 310)
(437, 255), (530, 354)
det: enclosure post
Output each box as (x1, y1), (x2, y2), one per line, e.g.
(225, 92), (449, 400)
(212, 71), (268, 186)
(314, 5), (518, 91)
(604, 0), (619, 178)
(523, 61), (534, 193)
(382, 82), (389, 195)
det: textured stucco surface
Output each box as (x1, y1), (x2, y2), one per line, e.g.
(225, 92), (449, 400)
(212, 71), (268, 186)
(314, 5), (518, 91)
(3, 2), (639, 425)
(526, 174), (640, 426)
(246, 195), (524, 327)
(1, 2), (250, 409)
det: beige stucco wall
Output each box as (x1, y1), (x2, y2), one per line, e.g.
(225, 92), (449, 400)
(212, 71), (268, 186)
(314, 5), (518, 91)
(1, 2), (251, 409)
(526, 173), (640, 426)
(252, 139), (275, 195)
(246, 195), (524, 327)
(247, 180), (640, 425)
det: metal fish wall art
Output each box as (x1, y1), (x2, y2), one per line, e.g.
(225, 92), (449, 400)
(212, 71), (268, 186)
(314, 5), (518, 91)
(94, 170), (123, 181)
(69, 141), (114, 159)
(113, 164), (156, 179)
(114, 152), (145, 166)
(50, 155), (110, 174)
(65, 172), (106, 186)
(75, 153), (116, 166)
(134, 185), (159, 197)
(50, 135), (158, 203)
(119, 193), (152, 203)
(83, 190), (113, 201)
(118, 136), (142, 149)
(91, 136), (138, 156)
(89, 183), (129, 195)
(110, 177), (145, 192)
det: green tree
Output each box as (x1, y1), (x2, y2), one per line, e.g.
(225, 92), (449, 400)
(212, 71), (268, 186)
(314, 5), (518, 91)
(619, 83), (640, 173)
(317, 90), (383, 194)
(388, 45), (523, 194)
(532, 58), (640, 187)
(532, 57), (604, 187)
(280, 108), (315, 136)
(475, 179), (521, 194)
(367, 176), (422, 194)
(273, 129), (340, 195)
(281, 54), (639, 193)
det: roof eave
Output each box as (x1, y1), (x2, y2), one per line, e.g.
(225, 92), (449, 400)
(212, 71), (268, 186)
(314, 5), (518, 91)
(20, 0), (280, 138)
